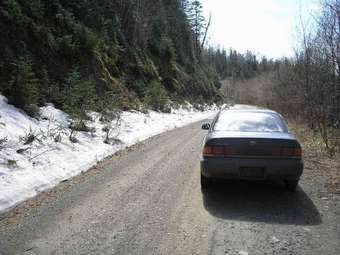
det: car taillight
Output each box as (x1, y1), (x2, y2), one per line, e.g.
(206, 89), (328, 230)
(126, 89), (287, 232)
(280, 147), (302, 158)
(203, 145), (236, 157)
(203, 146), (215, 156)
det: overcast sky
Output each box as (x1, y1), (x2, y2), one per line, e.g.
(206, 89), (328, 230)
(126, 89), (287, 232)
(201, 0), (319, 59)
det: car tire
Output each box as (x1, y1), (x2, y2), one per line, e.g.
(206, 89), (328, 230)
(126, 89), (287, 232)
(201, 174), (211, 189)
(285, 180), (299, 192)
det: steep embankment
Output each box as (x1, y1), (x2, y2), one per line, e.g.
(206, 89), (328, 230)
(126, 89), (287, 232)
(0, 0), (221, 115)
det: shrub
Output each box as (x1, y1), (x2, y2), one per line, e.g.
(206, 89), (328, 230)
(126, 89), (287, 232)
(143, 80), (170, 112)
(7, 159), (18, 168)
(54, 134), (62, 143)
(69, 121), (90, 132)
(24, 104), (40, 119)
(100, 109), (121, 144)
(63, 69), (97, 120)
(8, 55), (40, 112)
(20, 127), (38, 145)
(62, 69), (97, 142)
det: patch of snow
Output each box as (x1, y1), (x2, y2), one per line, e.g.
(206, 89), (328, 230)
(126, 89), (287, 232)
(40, 104), (69, 125)
(271, 236), (280, 243)
(238, 251), (249, 255)
(0, 95), (222, 213)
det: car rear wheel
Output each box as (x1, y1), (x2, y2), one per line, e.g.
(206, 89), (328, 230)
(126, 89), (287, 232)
(285, 180), (299, 192)
(201, 174), (211, 189)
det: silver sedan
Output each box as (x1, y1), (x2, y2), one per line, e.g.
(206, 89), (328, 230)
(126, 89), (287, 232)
(200, 108), (303, 191)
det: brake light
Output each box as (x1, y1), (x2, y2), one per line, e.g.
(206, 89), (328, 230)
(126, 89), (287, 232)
(203, 145), (236, 157)
(203, 145), (213, 156)
(203, 145), (225, 156)
(280, 147), (302, 157)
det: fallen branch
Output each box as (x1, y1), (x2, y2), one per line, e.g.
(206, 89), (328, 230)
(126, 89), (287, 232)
(29, 148), (56, 162)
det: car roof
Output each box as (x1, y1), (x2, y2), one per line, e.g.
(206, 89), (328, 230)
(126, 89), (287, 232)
(212, 107), (289, 133)
(220, 107), (280, 115)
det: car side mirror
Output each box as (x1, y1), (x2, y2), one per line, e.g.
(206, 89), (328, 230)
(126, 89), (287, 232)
(201, 123), (211, 130)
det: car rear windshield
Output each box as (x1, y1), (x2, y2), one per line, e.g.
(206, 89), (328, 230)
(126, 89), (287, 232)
(213, 111), (287, 132)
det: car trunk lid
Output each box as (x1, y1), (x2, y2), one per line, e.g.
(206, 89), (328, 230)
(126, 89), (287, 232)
(204, 131), (301, 158)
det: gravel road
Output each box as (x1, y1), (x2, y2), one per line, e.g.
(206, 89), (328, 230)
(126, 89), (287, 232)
(0, 120), (339, 255)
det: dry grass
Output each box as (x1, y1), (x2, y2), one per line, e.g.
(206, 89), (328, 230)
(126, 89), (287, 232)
(288, 120), (340, 195)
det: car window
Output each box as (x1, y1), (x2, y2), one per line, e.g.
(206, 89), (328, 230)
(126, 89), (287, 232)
(213, 111), (287, 132)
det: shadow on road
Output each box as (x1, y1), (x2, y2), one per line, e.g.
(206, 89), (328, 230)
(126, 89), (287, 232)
(202, 181), (321, 225)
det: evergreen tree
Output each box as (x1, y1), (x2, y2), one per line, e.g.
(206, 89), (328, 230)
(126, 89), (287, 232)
(7, 55), (40, 112)
(63, 69), (96, 121)
(185, 0), (206, 58)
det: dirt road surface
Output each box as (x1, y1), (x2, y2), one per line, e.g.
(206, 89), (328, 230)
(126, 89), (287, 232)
(0, 121), (339, 255)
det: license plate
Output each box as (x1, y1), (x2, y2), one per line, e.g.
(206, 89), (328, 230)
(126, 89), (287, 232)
(240, 167), (265, 178)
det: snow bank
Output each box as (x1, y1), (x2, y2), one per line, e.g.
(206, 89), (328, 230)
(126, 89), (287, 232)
(0, 95), (219, 213)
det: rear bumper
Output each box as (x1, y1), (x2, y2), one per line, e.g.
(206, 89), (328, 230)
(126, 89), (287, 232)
(200, 157), (303, 180)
